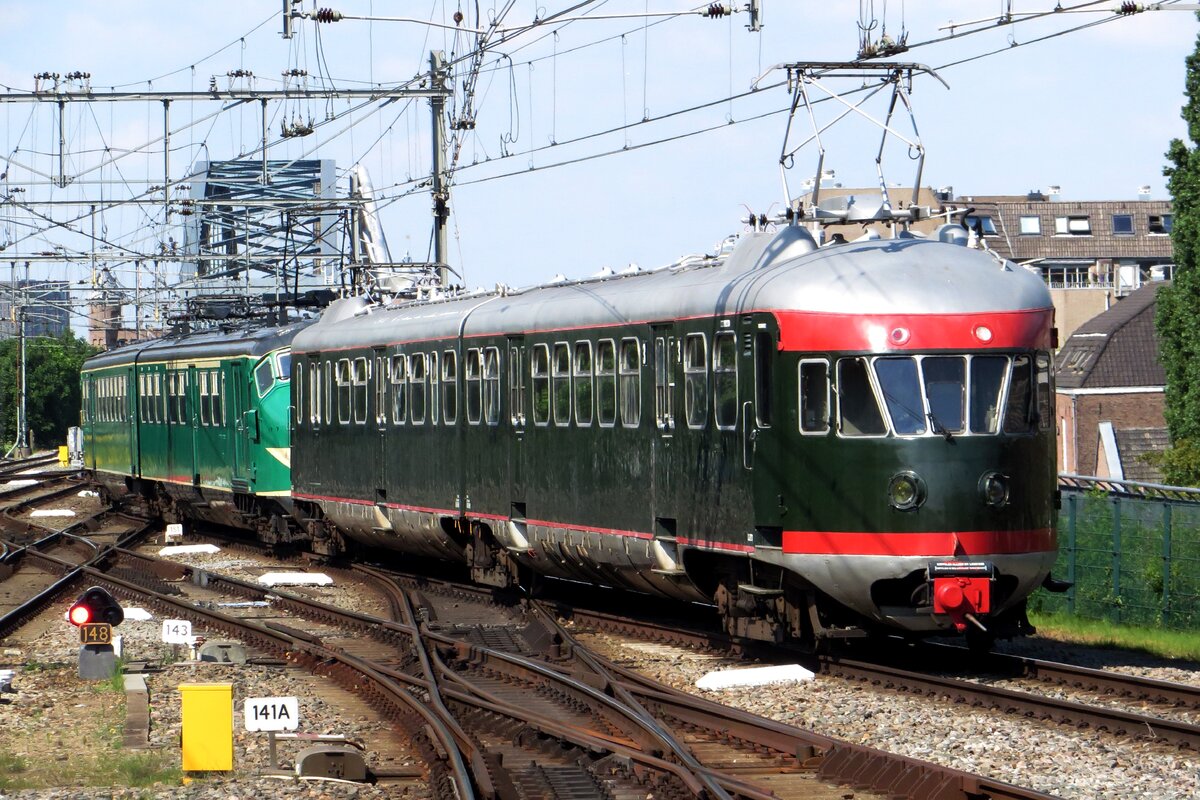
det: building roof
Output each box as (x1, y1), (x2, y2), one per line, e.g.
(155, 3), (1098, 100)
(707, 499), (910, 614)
(1115, 427), (1169, 483)
(961, 197), (1174, 263)
(1054, 281), (1166, 389)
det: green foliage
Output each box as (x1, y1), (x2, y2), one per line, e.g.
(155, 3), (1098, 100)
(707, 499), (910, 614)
(1030, 610), (1200, 662)
(1159, 19), (1200, 487)
(0, 332), (98, 450)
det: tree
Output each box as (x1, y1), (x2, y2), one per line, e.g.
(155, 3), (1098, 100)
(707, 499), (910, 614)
(0, 332), (98, 451)
(1157, 19), (1200, 486)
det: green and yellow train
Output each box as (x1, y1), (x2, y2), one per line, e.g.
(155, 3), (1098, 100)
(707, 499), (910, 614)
(80, 320), (309, 532)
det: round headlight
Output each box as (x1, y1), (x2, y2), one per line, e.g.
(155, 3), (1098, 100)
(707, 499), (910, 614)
(888, 471), (926, 511)
(980, 472), (1010, 507)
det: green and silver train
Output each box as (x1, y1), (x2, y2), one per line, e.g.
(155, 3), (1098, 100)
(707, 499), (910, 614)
(80, 320), (310, 532)
(83, 223), (1065, 648)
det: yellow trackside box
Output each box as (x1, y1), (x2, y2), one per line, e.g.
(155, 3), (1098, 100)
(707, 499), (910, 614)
(179, 683), (233, 771)
(57, 446), (68, 467)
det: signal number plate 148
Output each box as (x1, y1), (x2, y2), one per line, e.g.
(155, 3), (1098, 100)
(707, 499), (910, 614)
(79, 623), (112, 645)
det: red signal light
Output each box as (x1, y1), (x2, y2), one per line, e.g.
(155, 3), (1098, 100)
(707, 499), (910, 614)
(65, 586), (123, 628)
(68, 603), (92, 626)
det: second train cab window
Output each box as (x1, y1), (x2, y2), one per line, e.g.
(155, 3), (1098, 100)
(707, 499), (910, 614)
(465, 348), (482, 424)
(255, 359), (274, 396)
(714, 332), (737, 430)
(483, 347), (501, 426)
(798, 359), (829, 434)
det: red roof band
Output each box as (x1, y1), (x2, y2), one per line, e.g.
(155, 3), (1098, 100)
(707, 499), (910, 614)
(774, 309), (1054, 352)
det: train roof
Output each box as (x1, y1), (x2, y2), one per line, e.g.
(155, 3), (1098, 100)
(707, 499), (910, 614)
(293, 229), (1053, 354)
(83, 317), (315, 371)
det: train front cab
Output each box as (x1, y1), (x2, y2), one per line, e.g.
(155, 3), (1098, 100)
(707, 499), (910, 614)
(748, 310), (1060, 644)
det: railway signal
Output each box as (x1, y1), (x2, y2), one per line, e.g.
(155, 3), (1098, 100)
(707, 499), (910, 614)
(67, 586), (124, 627)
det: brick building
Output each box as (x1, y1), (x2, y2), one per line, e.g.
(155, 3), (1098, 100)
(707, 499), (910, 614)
(1054, 282), (1167, 482)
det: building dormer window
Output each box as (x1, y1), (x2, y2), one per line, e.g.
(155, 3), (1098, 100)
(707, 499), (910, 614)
(1112, 214), (1134, 235)
(1019, 215), (1041, 235)
(1149, 214), (1173, 234)
(1055, 215), (1091, 235)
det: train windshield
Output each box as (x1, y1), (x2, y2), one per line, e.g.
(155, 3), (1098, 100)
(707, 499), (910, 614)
(834, 353), (1050, 438)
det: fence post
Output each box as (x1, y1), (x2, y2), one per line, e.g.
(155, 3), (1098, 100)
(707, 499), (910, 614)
(1112, 496), (1122, 624)
(1066, 493), (1077, 615)
(1162, 502), (1173, 626)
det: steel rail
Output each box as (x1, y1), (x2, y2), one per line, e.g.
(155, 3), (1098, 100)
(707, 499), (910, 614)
(820, 655), (1200, 749)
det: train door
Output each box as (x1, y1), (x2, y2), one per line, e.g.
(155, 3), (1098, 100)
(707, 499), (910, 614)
(506, 336), (526, 520)
(230, 362), (251, 487)
(125, 366), (137, 475)
(84, 375), (97, 470)
(743, 321), (784, 523)
(652, 325), (677, 536)
(373, 348), (388, 502)
(187, 366), (200, 485)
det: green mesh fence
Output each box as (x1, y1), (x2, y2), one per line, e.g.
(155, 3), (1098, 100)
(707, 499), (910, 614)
(1030, 490), (1200, 629)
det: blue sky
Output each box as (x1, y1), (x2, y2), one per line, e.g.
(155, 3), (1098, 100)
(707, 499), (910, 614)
(0, 1), (1196, 311)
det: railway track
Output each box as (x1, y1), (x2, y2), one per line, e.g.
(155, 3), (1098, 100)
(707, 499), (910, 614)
(2, 526), (1060, 800)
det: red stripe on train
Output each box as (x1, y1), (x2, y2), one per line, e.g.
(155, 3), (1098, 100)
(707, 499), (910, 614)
(775, 309), (1053, 352)
(782, 529), (1056, 556)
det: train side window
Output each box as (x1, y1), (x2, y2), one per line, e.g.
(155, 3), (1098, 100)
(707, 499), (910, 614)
(683, 333), (707, 429)
(336, 359), (351, 425)
(1004, 355), (1035, 433)
(798, 359), (829, 434)
(323, 361), (332, 425)
(309, 361), (321, 427)
(410, 353), (427, 424)
(212, 371), (224, 427)
(574, 341), (593, 427)
(443, 349), (459, 425)
(596, 339), (617, 427)
(508, 346), (525, 426)
(294, 362), (304, 427)
(922, 356), (966, 434)
(836, 357), (886, 436)
(1036, 352), (1053, 430)
(753, 331), (773, 428)
(619, 337), (640, 428)
(374, 356), (387, 426)
(429, 351), (440, 425)
(713, 332), (738, 430)
(137, 374), (146, 423)
(153, 374), (161, 424)
(552, 342), (571, 426)
(969, 355), (1007, 434)
(352, 357), (368, 425)
(390, 354), (408, 424)
(466, 348), (483, 425)
(254, 359), (274, 396)
(874, 357), (926, 435)
(531, 344), (550, 426)
(483, 347), (501, 425)
(199, 372), (210, 426)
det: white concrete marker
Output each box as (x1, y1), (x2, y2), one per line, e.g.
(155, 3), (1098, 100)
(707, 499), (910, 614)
(158, 544), (221, 555)
(257, 572), (333, 587)
(123, 607), (153, 621)
(31, 509), (75, 518)
(4, 480), (38, 488)
(695, 664), (815, 690)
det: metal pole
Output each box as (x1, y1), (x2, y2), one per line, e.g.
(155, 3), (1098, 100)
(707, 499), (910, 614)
(429, 51), (449, 286)
(16, 299), (27, 456)
(163, 100), (171, 224)
(1162, 502), (1173, 625)
(1111, 496), (1122, 624)
(261, 99), (269, 186)
(1066, 493), (1077, 615)
(57, 100), (67, 188)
